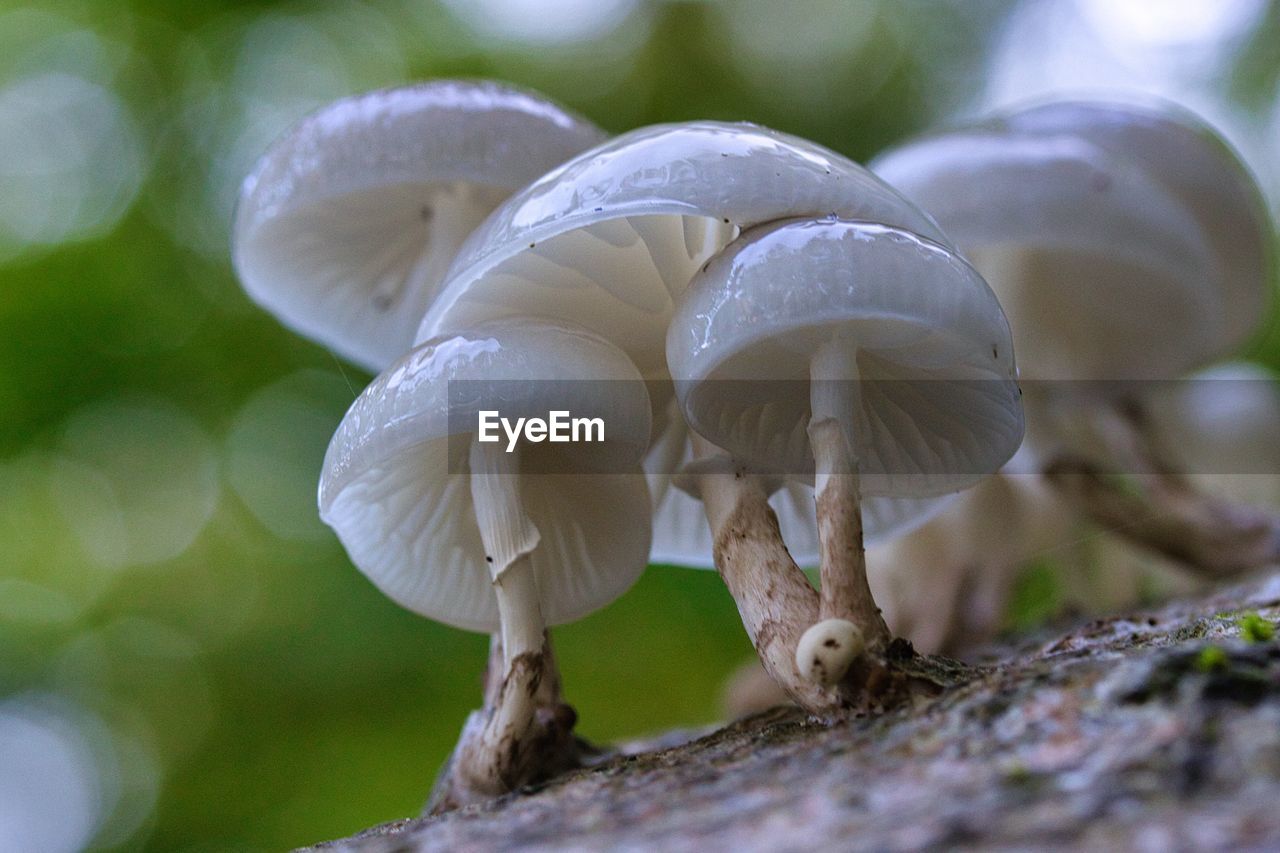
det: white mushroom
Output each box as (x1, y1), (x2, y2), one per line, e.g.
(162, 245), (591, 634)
(319, 319), (651, 808)
(669, 217), (1023, 702)
(1000, 100), (1270, 352)
(873, 103), (1233, 384)
(874, 100), (1276, 576)
(233, 80), (605, 371)
(867, 452), (1075, 654)
(416, 122), (963, 710)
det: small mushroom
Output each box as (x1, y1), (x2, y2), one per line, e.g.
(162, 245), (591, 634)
(874, 100), (1276, 576)
(668, 217), (1023, 703)
(794, 617), (865, 687)
(867, 453), (1075, 654)
(319, 319), (651, 809)
(233, 80), (604, 371)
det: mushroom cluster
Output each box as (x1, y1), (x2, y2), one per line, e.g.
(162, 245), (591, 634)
(867, 99), (1277, 652)
(234, 82), (1272, 811)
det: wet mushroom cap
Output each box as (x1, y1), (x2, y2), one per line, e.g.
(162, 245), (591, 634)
(872, 101), (1270, 380)
(319, 319), (652, 632)
(419, 120), (951, 378)
(420, 120), (958, 557)
(233, 80), (606, 371)
(668, 218), (1023, 502)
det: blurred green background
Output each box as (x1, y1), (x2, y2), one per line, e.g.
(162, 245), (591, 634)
(2, 0), (1279, 849)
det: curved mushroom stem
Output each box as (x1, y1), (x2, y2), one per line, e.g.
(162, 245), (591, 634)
(428, 440), (581, 812)
(1044, 397), (1280, 578)
(688, 435), (839, 714)
(1045, 453), (1280, 577)
(806, 339), (892, 661)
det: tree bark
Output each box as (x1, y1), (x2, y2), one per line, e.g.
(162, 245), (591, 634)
(306, 569), (1280, 852)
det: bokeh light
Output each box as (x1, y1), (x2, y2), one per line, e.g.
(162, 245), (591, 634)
(0, 695), (107, 853)
(226, 369), (355, 543)
(57, 399), (219, 567)
(1077, 0), (1265, 55)
(0, 72), (144, 261)
(982, 0), (1276, 213)
(440, 0), (639, 46)
(712, 0), (890, 116)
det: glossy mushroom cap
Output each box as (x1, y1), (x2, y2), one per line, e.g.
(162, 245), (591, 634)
(419, 120), (950, 378)
(873, 100), (1273, 381)
(233, 81), (606, 371)
(319, 319), (652, 632)
(668, 218), (1024, 503)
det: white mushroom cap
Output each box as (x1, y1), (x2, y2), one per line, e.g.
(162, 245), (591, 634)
(233, 80), (606, 372)
(1001, 100), (1273, 349)
(419, 120), (950, 378)
(794, 618), (864, 686)
(872, 101), (1271, 380)
(319, 319), (652, 632)
(668, 218), (1023, 502)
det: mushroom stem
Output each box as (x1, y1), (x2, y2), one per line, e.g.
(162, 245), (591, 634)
(689, 435), (838, 714)
(1044, 397), (1280, 578)
(1045, 453), (1280, 577)
(482, 629), (565, 711)
(807, 339), (892, 649)
(482, 550), (546, 745)
(432, 439), (581, 809)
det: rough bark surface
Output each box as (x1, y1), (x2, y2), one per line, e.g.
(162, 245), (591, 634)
(306, 570), (1280, 852)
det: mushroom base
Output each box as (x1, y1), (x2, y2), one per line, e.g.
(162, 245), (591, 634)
(687, 439), (956, 716)
(426, 634), (602, 814)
